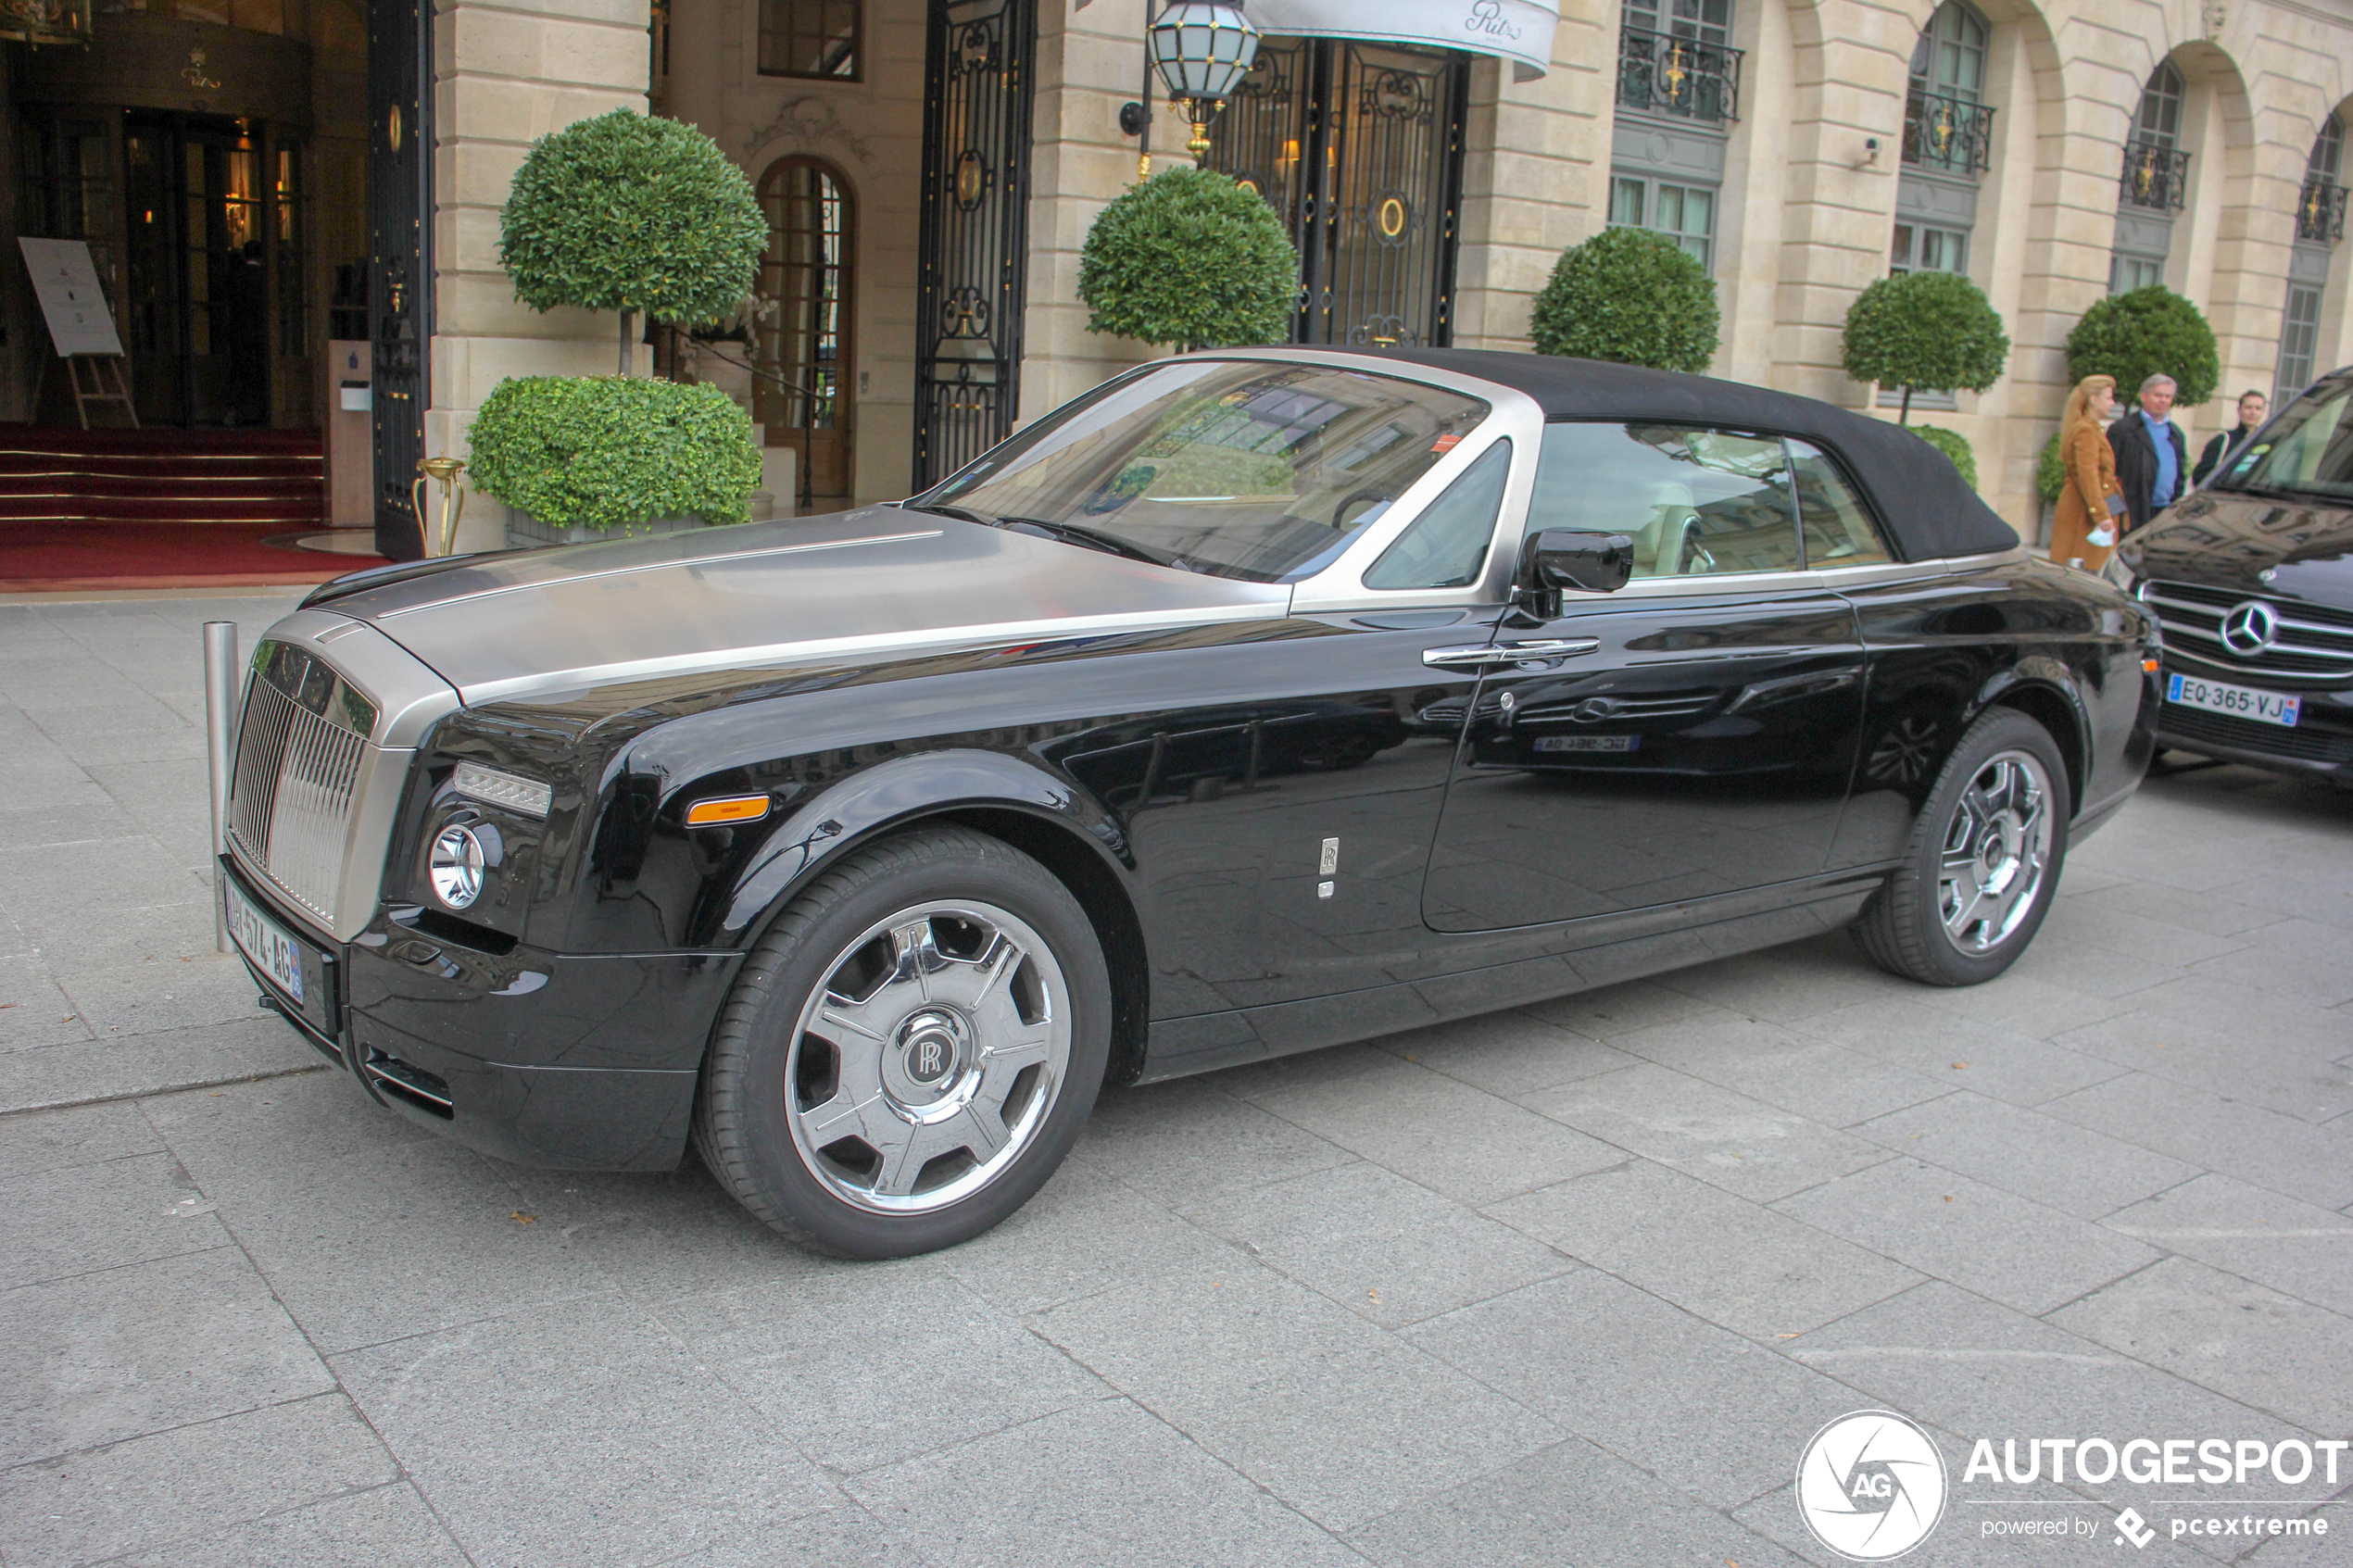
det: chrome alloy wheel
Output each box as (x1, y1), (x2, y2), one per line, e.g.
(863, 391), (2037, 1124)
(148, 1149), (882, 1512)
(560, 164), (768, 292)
(1935, 748), (2054, 955)
(784, 900), (1071, 1215)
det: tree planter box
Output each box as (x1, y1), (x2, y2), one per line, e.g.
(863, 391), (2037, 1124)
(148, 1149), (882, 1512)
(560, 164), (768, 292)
(504, 508), (712, 549)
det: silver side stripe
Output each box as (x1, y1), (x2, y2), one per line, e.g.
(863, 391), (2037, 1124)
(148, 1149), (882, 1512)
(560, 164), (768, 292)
(455, 599), (1296, 707)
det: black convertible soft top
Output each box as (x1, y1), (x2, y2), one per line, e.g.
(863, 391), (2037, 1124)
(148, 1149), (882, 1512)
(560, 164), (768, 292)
(1382, 348), (2020, 563)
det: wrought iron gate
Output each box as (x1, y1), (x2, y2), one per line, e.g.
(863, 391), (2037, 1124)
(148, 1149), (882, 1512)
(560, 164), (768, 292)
(1208, 38), (1469, 348)
(912, 0), (1035, 490)
(368, 0), (432, 558)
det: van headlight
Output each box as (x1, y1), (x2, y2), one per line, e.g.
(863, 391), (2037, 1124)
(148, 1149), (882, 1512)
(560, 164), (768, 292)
(429, 824), (489, 909)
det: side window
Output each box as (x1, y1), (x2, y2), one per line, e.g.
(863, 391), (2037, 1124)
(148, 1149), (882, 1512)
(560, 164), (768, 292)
(1528, 422), (1802, 578)
(1364, 440), (1514, 591)
(1785, 440), (1894, 567)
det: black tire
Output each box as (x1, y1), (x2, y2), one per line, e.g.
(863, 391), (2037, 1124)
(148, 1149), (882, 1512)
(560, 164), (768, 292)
(693, 825), (1112, 1258)
(1852, 708), (2072, 987)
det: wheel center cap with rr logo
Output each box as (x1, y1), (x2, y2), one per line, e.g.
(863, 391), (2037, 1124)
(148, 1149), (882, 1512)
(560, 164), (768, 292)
(897, 1010), (966, 1089)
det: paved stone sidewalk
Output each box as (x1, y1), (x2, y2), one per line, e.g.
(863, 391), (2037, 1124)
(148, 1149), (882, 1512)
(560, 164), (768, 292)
(2, 591), (2349, 1567)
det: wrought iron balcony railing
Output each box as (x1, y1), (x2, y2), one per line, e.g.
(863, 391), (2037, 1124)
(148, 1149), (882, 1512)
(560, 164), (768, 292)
(1617, 25), (1743, 125)
(2120, 140), (2191, 211)
(1902, 90), (1995, 176)
(2296, 175), (2347, 244)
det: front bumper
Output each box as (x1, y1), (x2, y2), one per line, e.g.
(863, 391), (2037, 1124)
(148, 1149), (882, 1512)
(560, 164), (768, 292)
(2153, 661), (2353, 780)
(222, 858), (739, 1170)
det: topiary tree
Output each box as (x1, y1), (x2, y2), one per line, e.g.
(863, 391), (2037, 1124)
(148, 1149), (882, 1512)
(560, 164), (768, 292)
(1529, 227), (1719, 372)
(1078, 167), (1300, 351)
(468, 376), (761, 532)
(2064, 285), (2220, 408)
(500, 108), (767, 374)
(1841, 270), (2010, 424)
(1910, 424), (1977, 490)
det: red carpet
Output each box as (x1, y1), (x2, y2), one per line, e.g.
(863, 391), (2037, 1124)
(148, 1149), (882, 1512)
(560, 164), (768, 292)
(0, 426), (380, 591)
(0, 521), (388, 592)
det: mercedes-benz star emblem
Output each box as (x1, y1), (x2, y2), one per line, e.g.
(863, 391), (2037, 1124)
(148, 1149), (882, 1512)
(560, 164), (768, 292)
(2220, 600), (2278, 657)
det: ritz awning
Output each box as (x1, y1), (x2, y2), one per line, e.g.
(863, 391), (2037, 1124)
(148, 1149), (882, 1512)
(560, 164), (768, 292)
(1245, 0), (1561, 81)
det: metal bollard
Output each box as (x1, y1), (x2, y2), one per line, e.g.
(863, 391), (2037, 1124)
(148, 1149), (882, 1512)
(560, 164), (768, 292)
(202, 621), (241, 953)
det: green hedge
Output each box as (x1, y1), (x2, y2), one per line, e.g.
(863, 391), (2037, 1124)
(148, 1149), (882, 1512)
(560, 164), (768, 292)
(1910, 424), (1977, 490)
(467, 376), (761, 532)
(2035, 431), (2067, 503)
(1078, 167), (1300, 350)
(1529, 226), (1719, 372)
(2065, 286), (2220, 407)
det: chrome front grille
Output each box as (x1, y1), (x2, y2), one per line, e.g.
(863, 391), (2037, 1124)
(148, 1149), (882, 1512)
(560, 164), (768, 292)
(2145, 582), (2353, 684)
(226, 644), (376, 925)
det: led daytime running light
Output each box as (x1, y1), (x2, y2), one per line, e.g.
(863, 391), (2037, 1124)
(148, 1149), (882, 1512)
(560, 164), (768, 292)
(452, 761), (553, 819)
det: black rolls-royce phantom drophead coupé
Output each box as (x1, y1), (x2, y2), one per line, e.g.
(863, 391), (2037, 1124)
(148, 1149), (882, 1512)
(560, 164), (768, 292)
(221, 349), (2158, 1255)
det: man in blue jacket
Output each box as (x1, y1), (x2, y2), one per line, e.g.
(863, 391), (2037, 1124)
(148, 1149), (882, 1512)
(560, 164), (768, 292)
(2108, 373), (2189, 533)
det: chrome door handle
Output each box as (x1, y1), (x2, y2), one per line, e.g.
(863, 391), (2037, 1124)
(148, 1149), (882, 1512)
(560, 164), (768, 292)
(1422, 639), (1601, 671)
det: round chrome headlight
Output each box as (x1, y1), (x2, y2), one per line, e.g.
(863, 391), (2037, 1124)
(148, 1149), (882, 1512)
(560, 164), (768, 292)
(429, 824), (487, 909)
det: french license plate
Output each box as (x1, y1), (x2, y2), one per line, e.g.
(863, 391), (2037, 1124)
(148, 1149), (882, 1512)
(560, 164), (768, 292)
(2166, 672), (2301, 727)
(1535, 734), (1640, 753)
(226, 881), (307, 1005)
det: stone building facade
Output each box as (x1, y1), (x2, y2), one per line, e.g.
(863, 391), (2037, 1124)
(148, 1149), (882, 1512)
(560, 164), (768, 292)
(637, 0), (2353, 535)
(9, 0), (2349, 547)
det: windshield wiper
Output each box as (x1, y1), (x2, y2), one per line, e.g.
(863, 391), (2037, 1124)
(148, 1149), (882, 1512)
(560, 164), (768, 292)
(1000, 516), (1194, 571)
(907, 501), (1000, 527)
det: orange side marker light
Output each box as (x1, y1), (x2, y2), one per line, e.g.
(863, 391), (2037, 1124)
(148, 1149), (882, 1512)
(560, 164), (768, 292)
(686, 795), (770, 827)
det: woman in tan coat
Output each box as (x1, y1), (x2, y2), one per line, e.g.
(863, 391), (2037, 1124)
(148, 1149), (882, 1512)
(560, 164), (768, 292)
(2050, 373), (2126, 570)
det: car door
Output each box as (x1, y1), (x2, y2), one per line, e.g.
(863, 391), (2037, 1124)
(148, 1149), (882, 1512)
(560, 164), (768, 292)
(1039, 437), (1520, 1021)
(1421, 422), (1869, 933)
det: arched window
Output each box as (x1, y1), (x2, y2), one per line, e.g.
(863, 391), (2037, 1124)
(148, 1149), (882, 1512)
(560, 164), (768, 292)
(1910, 1), (1988, 104)
(2282, 111), (2346, 397)
(2309, 114), (2346, 183)
(1610, 0), (1739, 274)
(2114, 62), (2191, 292)
(756, 158), (855, 508)
(2134, 62), (2186, 149)
(1903, 0), (1994, 177)
(1617, 0), (1739, 123)
(2297, 113), (2347, 244)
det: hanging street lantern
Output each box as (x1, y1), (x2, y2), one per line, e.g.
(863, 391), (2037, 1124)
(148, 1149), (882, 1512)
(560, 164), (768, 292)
(0, 0), (93, 47)
(1148, 1), (1260, 167)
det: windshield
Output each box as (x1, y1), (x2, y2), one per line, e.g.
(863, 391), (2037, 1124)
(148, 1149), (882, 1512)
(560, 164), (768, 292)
(2215, 379), (2353, 500)
(915, 360), (1491, 583)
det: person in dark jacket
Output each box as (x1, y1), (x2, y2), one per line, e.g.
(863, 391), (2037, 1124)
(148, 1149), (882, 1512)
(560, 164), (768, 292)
(2108, 373), (2189, 532)
(2192, 388), (2267, 486)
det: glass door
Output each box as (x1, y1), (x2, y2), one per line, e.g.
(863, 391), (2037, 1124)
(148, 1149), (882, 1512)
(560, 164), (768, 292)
(186, 118), (270, 426)
(120, 111), (275, 427)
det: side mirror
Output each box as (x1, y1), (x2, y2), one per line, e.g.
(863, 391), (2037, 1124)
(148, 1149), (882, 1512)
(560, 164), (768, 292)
(1519, 529), (1634, 596)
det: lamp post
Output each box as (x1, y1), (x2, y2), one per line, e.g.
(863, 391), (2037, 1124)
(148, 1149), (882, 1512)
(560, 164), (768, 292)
(1147, 1), (1261, 167)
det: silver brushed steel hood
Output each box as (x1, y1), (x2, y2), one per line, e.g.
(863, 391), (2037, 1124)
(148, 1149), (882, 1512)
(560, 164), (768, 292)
(316, 508), (1296, 707)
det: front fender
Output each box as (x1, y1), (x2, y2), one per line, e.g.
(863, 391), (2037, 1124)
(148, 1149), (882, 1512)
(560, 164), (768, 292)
(713, 748), (1139, 947)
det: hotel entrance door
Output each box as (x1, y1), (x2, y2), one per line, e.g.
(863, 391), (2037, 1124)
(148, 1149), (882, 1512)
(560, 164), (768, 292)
(121, 111), (306, 429)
